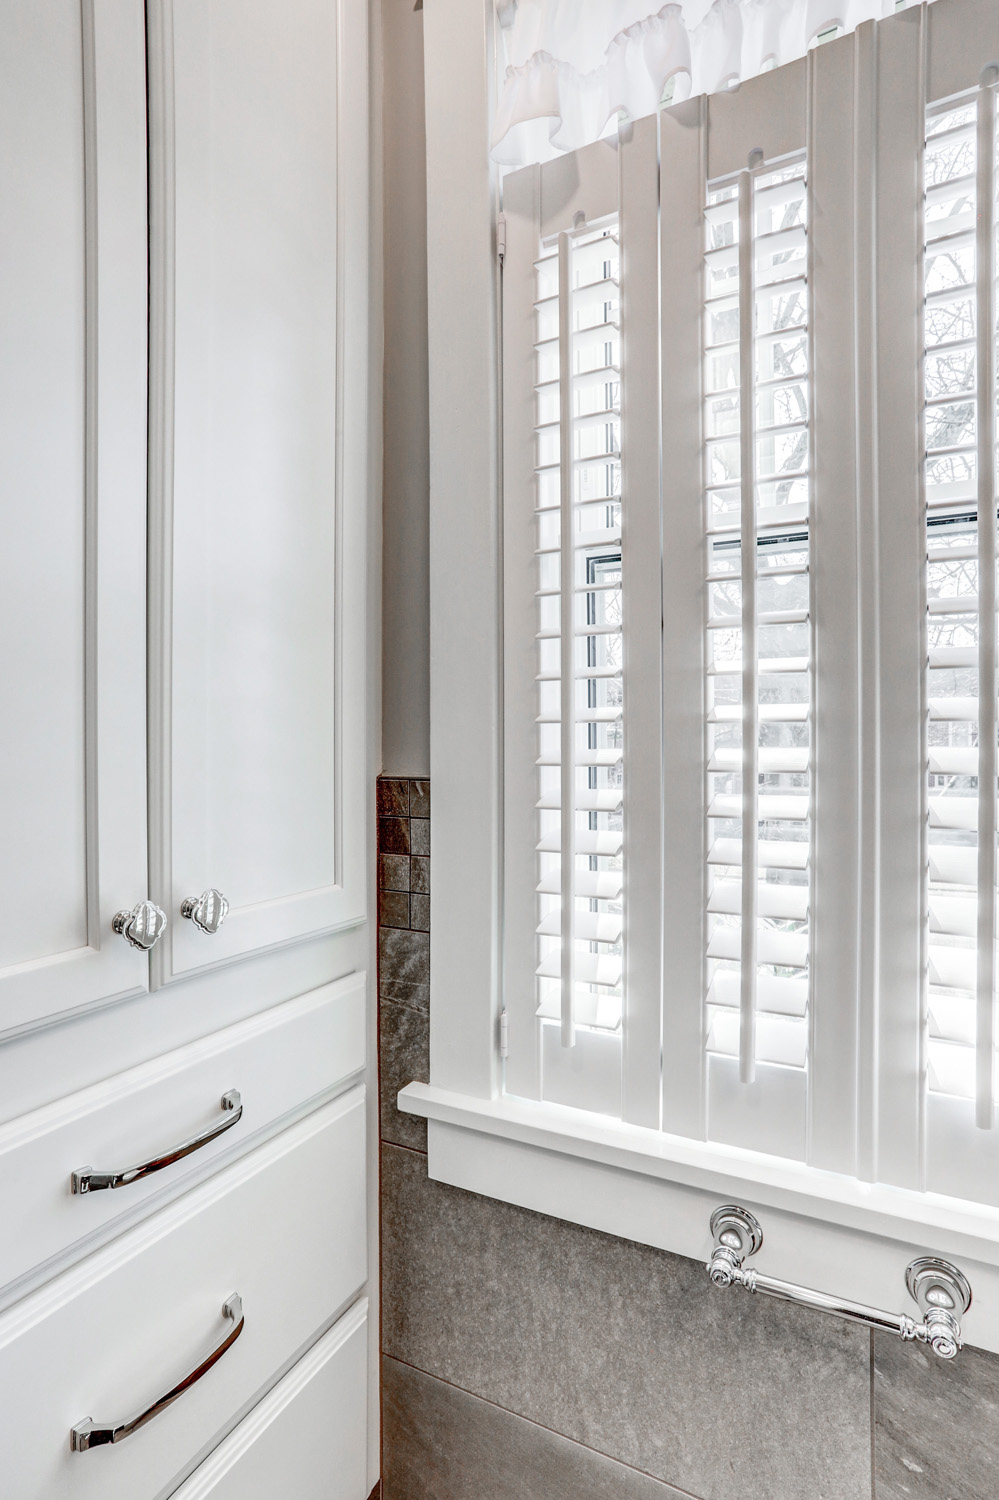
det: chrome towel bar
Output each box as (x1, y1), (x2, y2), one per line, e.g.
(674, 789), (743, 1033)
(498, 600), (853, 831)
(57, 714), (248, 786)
(707, 1205), (972, 1359)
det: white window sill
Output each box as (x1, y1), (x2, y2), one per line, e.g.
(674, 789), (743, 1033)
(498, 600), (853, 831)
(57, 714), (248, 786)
(398, 1081), (999, 1354)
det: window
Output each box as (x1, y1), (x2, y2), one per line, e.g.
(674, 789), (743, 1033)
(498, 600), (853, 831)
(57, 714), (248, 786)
(413, 0), (999, 1352)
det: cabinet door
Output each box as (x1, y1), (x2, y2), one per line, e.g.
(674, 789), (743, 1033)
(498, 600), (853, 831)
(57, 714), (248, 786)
(147, 0), (367, 987)
(0, 1), (149, 1037)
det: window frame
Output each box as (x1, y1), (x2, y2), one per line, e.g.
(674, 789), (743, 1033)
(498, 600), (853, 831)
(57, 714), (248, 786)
(408, 0), (999, 1354)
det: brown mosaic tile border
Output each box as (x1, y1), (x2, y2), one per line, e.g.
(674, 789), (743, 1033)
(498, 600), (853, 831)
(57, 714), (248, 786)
(377, 777), (430, 1153)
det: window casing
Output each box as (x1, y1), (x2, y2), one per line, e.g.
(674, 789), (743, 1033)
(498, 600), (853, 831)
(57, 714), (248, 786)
(414, 0), (999, 1355)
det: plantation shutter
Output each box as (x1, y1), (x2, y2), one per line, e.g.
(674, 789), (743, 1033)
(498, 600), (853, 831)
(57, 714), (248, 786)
(499, 0), (999, 1213)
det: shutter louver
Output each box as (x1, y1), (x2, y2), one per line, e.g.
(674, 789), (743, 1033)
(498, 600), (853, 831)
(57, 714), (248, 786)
(534, 223), (624, 1043)
(703, 158), (812, 1080)
(923, 89), (999, 1123)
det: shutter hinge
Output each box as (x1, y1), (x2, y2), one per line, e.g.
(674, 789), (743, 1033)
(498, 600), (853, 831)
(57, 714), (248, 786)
(499, 1008), (509, 1058)
(497, 213), (507, 265)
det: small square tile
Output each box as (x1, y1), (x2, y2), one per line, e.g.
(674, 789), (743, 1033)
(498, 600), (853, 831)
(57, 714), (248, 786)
(379, 927), (430, 993)
(410, 894), (430, 931)
(379, 890), (411, 929)
(379, 999), (429, 1150)
(379, 853), (411, 892)
(411, 779), (430, 818)
(379, 817), (411, 855)
(410, 817), (430, 856)
(377, 778), (410, 817)
(411, 856), (430, 895)
(381, 980), (429, 1011)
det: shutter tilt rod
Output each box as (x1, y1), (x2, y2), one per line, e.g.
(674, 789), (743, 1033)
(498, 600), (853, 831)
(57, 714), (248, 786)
(707, 1205), (972, 1359)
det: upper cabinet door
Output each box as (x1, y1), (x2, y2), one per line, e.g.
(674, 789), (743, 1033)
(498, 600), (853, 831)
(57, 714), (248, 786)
(0, 2), (150, 1037)
(147, 0), (367, 986)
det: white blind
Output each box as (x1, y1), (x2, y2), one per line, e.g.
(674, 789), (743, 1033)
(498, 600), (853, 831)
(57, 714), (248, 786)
(498, 0), (999, 1213)
(923, 90), (999, 1124)
(534, 224), (625, 1042)
(703, 158), (811, 1082)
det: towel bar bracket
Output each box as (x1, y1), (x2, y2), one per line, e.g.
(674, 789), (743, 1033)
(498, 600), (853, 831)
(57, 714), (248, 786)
(707, 1205), (972, 1360)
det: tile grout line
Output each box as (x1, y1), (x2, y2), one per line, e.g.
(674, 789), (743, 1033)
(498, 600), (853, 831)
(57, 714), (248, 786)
(382, 1352), (709, 1500)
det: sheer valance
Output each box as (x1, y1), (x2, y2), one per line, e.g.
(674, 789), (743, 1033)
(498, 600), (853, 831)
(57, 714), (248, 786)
(492, 0), (933, 164)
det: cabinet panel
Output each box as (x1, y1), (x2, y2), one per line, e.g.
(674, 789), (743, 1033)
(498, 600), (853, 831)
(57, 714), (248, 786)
(0, 973), (365, 1296)
(0, 0), (150, 1035)
(148, 0), (363, 985)
(171, 1301), (368, 1500)
(0, 1090), (366, 1500)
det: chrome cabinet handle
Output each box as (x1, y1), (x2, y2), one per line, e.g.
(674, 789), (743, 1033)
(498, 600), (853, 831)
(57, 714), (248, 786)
(71, 1090), (242, 1194)
(71, 1293), (244, 1451)
(180, 887), (229, 934)
(111, 900), (168, 951)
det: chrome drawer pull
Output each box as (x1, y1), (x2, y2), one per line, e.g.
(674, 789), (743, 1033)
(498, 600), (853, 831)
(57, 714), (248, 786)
(71, 1090), (242, 1194)
(71, 1293), (244, 1451)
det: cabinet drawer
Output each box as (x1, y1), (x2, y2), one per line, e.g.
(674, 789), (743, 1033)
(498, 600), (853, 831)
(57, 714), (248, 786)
(0, 1088), (366, 1500)
(172, 1299), (368, 1500)
(0, 972), (364, 1295)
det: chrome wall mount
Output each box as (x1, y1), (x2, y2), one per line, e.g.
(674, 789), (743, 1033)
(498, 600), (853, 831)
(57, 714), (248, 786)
(111, 899), (168, 951)
(708, 1205), (972, 1360)
(71, 1090), (242, 1194)
(181, 887), (229, 934)
(71, 1293), (244, 1450)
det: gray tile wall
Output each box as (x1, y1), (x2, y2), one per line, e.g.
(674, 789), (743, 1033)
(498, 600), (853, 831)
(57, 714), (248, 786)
(376, 775), (999, 1500)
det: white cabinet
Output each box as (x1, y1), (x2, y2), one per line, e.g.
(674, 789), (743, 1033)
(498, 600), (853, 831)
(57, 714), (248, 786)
(0, 0), (149, 1037)
(0, 1094), (366, 1500)
(147, 0), (366, 987)
(0, 0), (372, 1495)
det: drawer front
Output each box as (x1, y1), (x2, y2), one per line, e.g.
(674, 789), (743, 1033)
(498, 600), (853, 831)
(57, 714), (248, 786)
(0, 1089), (366, 1500)
(0, 972), (364, 1295)
(172, 1300), (368, 1500)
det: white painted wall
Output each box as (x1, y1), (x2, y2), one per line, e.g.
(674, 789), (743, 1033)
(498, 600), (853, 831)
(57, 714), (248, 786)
(380, 0), (430, 777)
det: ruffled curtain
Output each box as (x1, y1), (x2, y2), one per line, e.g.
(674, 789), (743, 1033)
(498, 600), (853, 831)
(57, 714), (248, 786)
(492, 0), (930, 165)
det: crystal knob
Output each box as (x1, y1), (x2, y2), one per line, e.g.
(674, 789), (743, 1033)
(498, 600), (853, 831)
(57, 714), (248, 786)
(111, 900), (168, 951)
(180, 888), (229, 935)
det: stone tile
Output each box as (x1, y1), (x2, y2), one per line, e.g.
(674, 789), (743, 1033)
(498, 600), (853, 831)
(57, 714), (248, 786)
(379, 817), (411, 855)
(381, 1145), (872, 1500)
(411, 817), (430, 855)
(380, 979), (430, 1012)
(411, 855), (430, 895)
(379, 1000), (429, 1150)
(380, 853), (411, 892)
(411, 894), (430, 931)
(411, 779), (431, 818)
(378, 779), (410, 817)
(379, 927), (430, 993)
(874, 1332), (999, 1499)
(382, 1357), (691, 1500)
(379, 891), (411, 930)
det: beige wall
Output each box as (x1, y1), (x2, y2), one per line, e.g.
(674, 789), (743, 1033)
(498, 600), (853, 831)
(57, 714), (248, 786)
(380, 0), (430, 777)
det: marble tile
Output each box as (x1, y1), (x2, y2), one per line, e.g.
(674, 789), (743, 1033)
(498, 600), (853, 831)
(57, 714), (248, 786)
(411, 779), (431, 818)
(379, 891), (411, 929)
(411, 855), (430, 894)
(378, 779), (411, 817)
(380, 853), (411, 892)
(379, 1000), (428, 1150)
(379, 817), (411, 855)
(410, 893), (430, 931)
(382, 1357), (692, 1500)
(379, 928), (430, 999)
(411, 817), (430, 855)
(380, 979), (429, 1011)
(874, 1332), (999, 1499)
(380, 1145), (871, 1500)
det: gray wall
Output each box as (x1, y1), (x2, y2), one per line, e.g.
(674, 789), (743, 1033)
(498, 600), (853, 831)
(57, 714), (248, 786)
(375, 10), (999, 1497)
(380, 0), (430, 778)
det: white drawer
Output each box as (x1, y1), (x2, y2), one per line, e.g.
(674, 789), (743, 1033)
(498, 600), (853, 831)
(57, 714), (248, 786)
(0, 972), (365, 1296)
(0, 1088), (366, 1500)
(172, 1300), (369, 1500)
